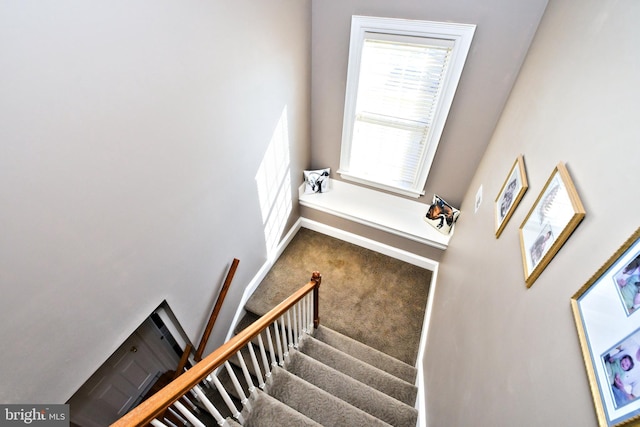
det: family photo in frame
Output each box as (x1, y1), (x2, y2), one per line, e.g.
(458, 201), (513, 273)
(519, 162), (585, 287)
(572, 228), (640, 427)
(613, 253), (640, 316)
(602, 329), (640, 410)
(495, 155), (528, 238)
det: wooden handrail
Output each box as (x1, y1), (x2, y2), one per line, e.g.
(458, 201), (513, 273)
(111, 271), (322, 427)
(313, 273), (321, 328)
(195, 258), (240, 361)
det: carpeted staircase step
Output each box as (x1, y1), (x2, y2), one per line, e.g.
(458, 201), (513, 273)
(241, 389), (322, 427)
(314, 325), (417, 384)
(285, 350), (418, 427)
(225, 417), (243, 427)
(265, 366), (392, 427)
(298, 336), (418, 407)
(237, 314), (418, 385)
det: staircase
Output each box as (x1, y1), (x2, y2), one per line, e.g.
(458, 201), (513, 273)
(210, 261), (420, 427)
(112, 273), (420, 427)
(219, 323), (418, 427)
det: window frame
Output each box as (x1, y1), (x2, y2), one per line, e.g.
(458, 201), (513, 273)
(338, 15), (476, 198)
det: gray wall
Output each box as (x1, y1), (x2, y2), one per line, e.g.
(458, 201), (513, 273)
(310, 0), (547, 210)
(0, 0), (310, 403)
(424, 0), (640, 425)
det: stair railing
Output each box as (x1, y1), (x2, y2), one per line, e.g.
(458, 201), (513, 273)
(111, 271), (322, 427)
(195, 258), (240, 362)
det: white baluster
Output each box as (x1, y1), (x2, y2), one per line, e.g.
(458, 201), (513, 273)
(236, 350), (256, 394)
(279, 315), (290, 361)
(192, 384), (225, 425)
(265, 324), (277, 368)
(286, 311), (294, 350)
(165, 407), (186, 426)
(273, 319), (284, 366)
(297, 300), (304, 339)
(224, 361), (251, 410)
(292, 304), (299, 348)
(150, 420), (168, 427)
(301, 294), (307, 333)
(183, 390), (199, 411)
(257, 333), (271, 379)
(307, 293), (313, 331)
(212, 375), (245, 424)
(173, 400), (206, 427)
(247, 342), (265, 389)
(310, 291), (316, 330)
(298, 303), (304, 344)
(301, 296), (308, 334)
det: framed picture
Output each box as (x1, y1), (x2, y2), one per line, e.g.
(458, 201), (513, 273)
(519, 162), (585, 287)
(495, 155), (528, 238)
(571, 228), (640, 426)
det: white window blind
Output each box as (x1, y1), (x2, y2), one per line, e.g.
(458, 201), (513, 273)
(339, 16), (475, 198)
(350, 36), (453, 190)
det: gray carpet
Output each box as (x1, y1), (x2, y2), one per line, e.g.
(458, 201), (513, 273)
(245, 227), (432, 365)
(313, 325), (416, 384)
(298, 336), (417, 407)
(284, 350), (418, 426)
(265, 366), (391, 427)
(242, 390), (321, 427)
(237, 328), (418, 427)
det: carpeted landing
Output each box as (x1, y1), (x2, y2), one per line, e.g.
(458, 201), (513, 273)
(245, 227), (432, 366)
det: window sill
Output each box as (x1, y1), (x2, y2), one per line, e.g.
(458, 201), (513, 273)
(298, 179), (452, 250)
(337, 170), (424, 198)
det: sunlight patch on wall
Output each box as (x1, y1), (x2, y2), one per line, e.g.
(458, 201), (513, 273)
(255, 107), (292, 259)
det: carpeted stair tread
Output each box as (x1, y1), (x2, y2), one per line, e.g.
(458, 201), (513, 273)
(242, 389), (322, 427)
(236, 316), (418, 384)
(314, 325), (417, 384)
(265, 366), (392, 427)
(225, 418), (243, 427)
(285, 350), (418, 427)
(298, 336), (417, 407)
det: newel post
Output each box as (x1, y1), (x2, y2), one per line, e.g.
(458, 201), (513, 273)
(311, 271), (322, 329)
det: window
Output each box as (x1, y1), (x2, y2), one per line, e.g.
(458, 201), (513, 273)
(339, 16), (475, 198)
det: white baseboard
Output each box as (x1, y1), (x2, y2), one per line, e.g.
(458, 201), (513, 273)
(415, 263), (439, 427)
(224, 218), (303, 341)
(300, 218), (439, 271)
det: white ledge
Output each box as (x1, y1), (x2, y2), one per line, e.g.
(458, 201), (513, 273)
(298, 179), (451, 250)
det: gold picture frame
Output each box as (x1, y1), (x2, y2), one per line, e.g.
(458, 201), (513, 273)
(495, 155), (528, 238)
(519, 162), (585, 287)
(571, 228), (640, 426)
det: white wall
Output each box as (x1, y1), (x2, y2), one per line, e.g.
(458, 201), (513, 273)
(0, 0), (311, 403)
(424, 0), (640, 425)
